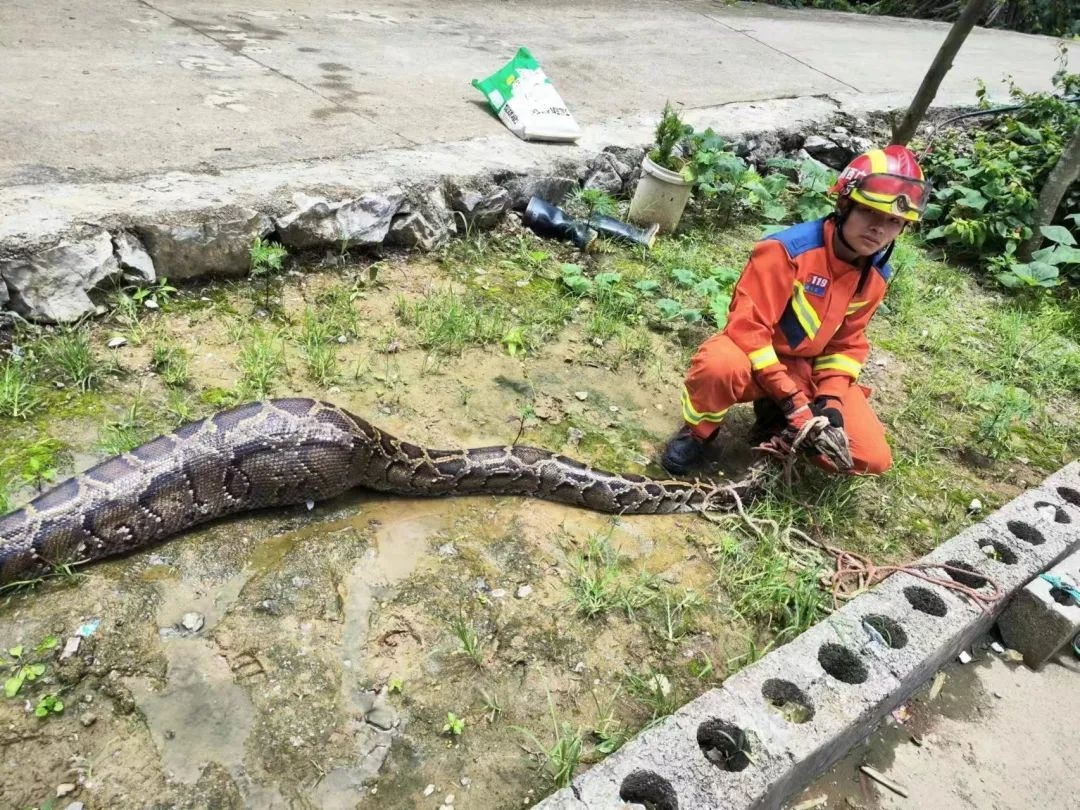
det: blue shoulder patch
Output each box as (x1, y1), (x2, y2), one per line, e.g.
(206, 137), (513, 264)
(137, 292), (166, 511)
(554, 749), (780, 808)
(872, 252), (893, 282)
(764, 218), (827, 259)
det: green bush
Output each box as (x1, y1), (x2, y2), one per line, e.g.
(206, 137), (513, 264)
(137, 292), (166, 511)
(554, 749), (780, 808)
(918, 54), (1080, 290)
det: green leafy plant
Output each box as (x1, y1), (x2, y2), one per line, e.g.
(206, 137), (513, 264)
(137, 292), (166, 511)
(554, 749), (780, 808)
(442, 711), (466, 737)
(387, 676), (404, 694)
(151, 340), (191, 387)
(966, 381), (1035, 457)
(4, 636), (58, 698)
(34, 693), (64, 718)
(449, 612), (485, 668)
(649, 102), (692, 174)
(249, 236), (289, 309)
(44, 327), (101, 392)
(920, 54), (1080, 289)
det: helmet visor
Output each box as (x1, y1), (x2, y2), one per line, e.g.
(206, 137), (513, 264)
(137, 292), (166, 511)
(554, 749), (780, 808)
(855, 173), (932, 215)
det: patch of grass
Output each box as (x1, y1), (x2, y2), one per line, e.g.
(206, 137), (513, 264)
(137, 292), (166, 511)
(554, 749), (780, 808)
(449, 611), (485, 668)
(0, 360), (40, 418)
(395, 288), (507, 355)
(43, 326), (102, 392)
(98, 394), (153, 456)
(298, 307), (340, 386)
(516, 696), (585, 789)
(0, 437), (67, 498)
(625, 668), (680, 723)
(646, 586), (705, 645)
(567, 532), (625, 619)
(151, 340), (191, 388)
(235, 323), (286, 399)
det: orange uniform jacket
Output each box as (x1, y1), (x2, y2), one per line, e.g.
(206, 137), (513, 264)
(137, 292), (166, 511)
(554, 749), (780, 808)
(725, 216), (891, 405)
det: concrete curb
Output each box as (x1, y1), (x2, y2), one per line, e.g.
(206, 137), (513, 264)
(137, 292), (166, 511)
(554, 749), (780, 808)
(533, 462), (1080, 810)
(0, 92), (928, 324)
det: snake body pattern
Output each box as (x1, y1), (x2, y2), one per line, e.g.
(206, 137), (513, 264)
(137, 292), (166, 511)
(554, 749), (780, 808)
(0, 398), (761, 586)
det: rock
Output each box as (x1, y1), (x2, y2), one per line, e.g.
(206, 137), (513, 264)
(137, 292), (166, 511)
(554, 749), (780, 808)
(801, 134), (853, 169)
(79, 712), (97, 727)
(581, 152), (630, 194)
(499, 173), (579, 210)
(60, 636), (81, 660)
(276, 190), (403, 250)
(490, 589), (507, 599)
(516, 584), (533, 599)
(437, 543), (459, 557)
(56, 783), (77, 797)
(136, 210), (272, 280)
(424, 784), (436, 797)
(386, 188), (456, 251)
(112, 231), (156, 283)
(0, 231), (120, 323)
(0, 276), (8, 310)
(106, 336), (128, 349)
(449, 186), (511, 231)
(444, 794), (455, 804)
(365, 699), (398, 731)
(255, 599), (280, 615)
(64, 803), (84, 810)
(180, 612), (205, 633)
(460, 777), (471, 787)
(574, 391), (589, 401)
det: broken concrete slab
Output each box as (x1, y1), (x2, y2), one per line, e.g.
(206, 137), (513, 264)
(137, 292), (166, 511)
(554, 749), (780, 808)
(0, 231), (119, 323)
(275, 191), (403, 251)
(113, 231), (156, 284)
(135, 211), (272, 280)
(386, 188), (456, 252)
(998, 550), (1080, 669)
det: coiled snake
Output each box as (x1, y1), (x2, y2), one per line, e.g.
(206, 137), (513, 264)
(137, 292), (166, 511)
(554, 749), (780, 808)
(0, 398), (763, 586)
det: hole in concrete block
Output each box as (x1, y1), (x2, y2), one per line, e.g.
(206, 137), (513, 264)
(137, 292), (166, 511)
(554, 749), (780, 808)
(619, 770), (679, 809)
(976, 539), (1018, 565)
(1050, 587), (1079, 608)
(1058, 487), (1080, 508)
(944, 560), (989, 589)
(862, 615), (908, 649)
(818, 643), (868, 684)
(762, 679), (815, 724)
(904, 585), (948, 616)
(1007, 520), (1045, 545)
(697, 719), (752, 772)
(1034, 500), (1071, 524)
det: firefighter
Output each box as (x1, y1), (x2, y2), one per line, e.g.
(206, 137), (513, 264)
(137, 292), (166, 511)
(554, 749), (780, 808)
(661, 144), (931, 476)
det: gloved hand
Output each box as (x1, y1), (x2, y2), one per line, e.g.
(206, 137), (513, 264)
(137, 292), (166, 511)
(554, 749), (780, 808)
(811, 396), (844, 429)
(781, 392), (813, 433)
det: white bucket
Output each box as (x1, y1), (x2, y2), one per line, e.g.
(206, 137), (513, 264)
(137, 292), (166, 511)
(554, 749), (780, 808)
(628, 155), (693, 233)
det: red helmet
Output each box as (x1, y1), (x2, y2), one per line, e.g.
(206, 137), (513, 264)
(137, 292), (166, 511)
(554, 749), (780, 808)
(830, 145), (930, 223)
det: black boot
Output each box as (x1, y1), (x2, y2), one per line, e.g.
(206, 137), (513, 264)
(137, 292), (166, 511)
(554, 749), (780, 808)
(749, 398), (786, 445)
(588, 214), (659, 249)
(661, 424), (716, 476)
(522, 197), (596, 251)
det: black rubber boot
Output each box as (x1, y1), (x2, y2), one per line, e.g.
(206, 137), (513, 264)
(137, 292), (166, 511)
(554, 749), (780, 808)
(749, 398), (786, 445)
(662, 424), (709, 476)
(522, 197), (597, 250)
(588, 213), (659, 249)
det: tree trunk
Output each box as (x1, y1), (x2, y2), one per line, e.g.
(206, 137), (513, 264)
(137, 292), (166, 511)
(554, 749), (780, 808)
(891, 0), (995, 147)
(1018, 125), (1080, 261)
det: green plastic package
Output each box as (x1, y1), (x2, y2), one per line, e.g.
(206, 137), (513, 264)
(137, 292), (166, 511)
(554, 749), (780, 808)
(472, 47), (581, 143)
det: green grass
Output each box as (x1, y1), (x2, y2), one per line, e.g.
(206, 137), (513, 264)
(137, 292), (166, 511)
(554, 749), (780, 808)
(0, 360), (40, 419)
(394, 288), (507, 355)
(448, 611), (485, 668)
(43, 327), (102, 392)
(516, 696), (585, 789)
(151, 340), (191, 388)
(235, 323), (286, 399)
(298, 307), (340, 386)
(97, 395), (153, 456)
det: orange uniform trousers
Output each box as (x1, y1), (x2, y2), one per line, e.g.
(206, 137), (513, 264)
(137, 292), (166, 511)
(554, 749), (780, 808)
(685, 333), (892, 475)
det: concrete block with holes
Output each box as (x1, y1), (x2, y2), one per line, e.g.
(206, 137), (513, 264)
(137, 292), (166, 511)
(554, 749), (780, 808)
(997, 548), (1080, 669)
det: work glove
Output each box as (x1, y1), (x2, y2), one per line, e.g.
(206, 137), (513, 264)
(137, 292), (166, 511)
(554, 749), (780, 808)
(811, 396), (844, 429)
(780, 392), (812, 433)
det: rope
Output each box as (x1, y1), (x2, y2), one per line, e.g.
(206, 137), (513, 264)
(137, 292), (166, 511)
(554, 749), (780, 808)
(696, 447), (1005, 614)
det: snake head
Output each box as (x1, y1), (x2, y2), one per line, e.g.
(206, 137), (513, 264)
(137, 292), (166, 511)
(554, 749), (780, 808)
(814, 425), (854, 472)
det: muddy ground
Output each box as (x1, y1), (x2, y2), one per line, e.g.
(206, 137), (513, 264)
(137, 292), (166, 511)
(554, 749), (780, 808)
(0, 222), (1048, 810)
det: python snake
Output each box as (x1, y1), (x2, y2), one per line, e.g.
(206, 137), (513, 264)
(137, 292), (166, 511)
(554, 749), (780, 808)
(0, 398), (762, 586)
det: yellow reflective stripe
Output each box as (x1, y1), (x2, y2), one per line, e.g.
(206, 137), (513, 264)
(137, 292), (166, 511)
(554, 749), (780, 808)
(814, 354), (862, 378)
(681, 386), (729, 426)
(791, 281), (821, 340)
(866, 149), (888, 174)
(845, 300), (869, 315)
(748, 345), (779, 371)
